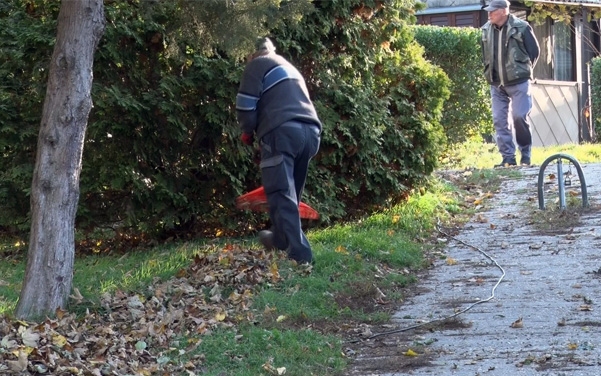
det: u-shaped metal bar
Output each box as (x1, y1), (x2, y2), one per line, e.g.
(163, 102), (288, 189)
(537, 153), (588, 210)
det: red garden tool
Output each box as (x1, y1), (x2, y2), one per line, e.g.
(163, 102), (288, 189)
(236, 186), (320, 220)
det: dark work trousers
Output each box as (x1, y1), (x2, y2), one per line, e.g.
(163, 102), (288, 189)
(491, 81), (533, 161)
(259, 121), (321, 263)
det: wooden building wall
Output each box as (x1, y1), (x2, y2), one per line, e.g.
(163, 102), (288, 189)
(417, 11), (484, 27)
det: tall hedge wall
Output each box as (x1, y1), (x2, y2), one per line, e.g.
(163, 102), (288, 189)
(412, 25), (492, 145)
(0, 0), (450, 241)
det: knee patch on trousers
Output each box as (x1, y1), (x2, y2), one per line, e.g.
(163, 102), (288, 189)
(260, 155), (288, 194)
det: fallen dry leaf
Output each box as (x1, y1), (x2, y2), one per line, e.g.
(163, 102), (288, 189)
(510, 317), (523, 328)
(1, 335), (16, 350)
(69, 287), (84, 304)
(276, 315), (287, 323)
(20, 327), (40, 347)
(262, 359), (287, 375)
(335, 245), (348, 254)
(0, 245), (291, 375)
(6, 350), (27, 372)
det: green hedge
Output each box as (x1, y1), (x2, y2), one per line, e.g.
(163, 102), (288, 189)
(0, 0), (450, 241)
(413, 25), (493, 144)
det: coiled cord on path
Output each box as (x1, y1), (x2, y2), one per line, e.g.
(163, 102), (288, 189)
(358, 219), (506, 341)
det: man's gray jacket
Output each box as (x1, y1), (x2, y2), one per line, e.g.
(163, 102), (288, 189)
(481, 14), (540, 86)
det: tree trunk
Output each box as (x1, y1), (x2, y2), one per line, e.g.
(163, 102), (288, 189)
(15, 0), (105, 319)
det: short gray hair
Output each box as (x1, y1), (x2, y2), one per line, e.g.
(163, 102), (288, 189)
(255, 37), (276, 54)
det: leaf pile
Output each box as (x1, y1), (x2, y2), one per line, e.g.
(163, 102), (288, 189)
(0, 245), (288, 375)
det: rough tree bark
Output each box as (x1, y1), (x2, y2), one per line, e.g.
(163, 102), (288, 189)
(15, 0), (105, 319)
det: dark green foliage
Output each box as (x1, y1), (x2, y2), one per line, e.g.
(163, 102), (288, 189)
(272, 0), (449, 220)
(0, 1), (59, 233)
(84, 1), (260, 237)
(173, 0), (314, 60)
(0, 0), (449, 241)
(413, 25), (493, 144)
(591, 57), (601, 140)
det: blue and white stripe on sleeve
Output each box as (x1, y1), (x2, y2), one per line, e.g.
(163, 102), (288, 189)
(236, 93), (260, 111)
(263, 65), (302, 93)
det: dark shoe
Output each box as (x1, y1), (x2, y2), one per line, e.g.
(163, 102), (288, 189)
(258, 230), (275, 251)
(494, 157), (517, 168)
(520, 157), (531, 166)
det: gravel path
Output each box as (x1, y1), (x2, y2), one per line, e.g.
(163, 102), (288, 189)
(347, 162), (601, 376)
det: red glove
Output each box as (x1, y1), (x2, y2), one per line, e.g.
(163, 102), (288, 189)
(241, 133), (254, 146)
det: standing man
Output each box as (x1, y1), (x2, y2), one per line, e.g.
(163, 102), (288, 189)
(236, 37), (322, 264)
(481, 0), (540, 167)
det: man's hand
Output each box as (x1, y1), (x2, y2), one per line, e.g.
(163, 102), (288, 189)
(241, 133), (254, 146)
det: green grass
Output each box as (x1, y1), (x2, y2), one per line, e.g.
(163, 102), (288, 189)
(0, 242), (204, 313)
(0, 187), (456, 375)
(183, 325), (346, 376)
(0, 254), (24, 313)
(441, 140), (601, 170)
(1, 141), (601, 375)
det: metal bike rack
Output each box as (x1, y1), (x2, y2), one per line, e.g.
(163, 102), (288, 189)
(537, 153), (588, 210)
